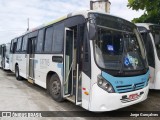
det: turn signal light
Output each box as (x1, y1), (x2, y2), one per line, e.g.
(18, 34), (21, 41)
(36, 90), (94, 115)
(84, 91), (89, 95)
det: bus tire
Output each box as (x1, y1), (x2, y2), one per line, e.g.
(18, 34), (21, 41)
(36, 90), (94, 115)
(0, 61), (2, 69)
(15, 65), (22, 80)
(2, 59), (5, 69)
(49, 74), (63, 102)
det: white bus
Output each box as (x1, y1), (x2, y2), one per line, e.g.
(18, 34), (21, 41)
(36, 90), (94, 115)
(0, 43), (10, 70)
(137, 23), (160, 90)
(10, 11), (150, 111)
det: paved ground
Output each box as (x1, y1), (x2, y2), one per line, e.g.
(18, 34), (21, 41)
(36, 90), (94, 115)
(0, 69), (159, 120)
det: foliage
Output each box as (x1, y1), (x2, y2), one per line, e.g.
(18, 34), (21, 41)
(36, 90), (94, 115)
(127, 0), (160, 24)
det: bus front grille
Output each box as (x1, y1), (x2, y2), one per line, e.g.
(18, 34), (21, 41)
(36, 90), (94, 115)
(116, 82), (145, 93)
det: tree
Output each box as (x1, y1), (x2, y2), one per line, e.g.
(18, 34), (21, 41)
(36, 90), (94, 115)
(127, 0), (160, 24)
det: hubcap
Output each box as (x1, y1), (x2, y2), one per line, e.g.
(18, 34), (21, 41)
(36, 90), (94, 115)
(51, 80), (60, 95)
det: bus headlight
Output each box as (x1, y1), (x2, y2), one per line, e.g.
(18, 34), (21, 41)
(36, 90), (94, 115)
(97, 75), (115, 93)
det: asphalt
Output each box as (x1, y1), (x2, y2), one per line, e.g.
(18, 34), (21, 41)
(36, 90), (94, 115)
(0, 69), (159, 120)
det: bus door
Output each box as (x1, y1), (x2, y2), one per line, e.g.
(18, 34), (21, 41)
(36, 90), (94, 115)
(63, 28), (74, 98)
(28, 38), (36, 80)
(63, 27), (82, 105)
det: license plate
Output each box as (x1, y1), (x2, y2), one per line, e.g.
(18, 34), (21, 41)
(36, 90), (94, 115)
(129, 93), (138, 100)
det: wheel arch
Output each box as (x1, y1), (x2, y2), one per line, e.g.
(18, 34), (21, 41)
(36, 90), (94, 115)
(15, 63), (18, 71)
(15, 63), (18, 67)
(46, 71), (61, 90)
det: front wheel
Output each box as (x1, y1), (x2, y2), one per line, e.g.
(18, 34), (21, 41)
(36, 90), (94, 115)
(15, 65), (22, 80)
(49, 74), (64, 102)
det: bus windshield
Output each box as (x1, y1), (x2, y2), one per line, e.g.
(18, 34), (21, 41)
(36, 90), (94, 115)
(149, 25), (160, 59)
(90, 13), (147, 72)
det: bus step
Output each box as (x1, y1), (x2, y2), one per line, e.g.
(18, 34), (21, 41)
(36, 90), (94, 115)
(66, 96), (75, 103)
(28, 79), (34, 84)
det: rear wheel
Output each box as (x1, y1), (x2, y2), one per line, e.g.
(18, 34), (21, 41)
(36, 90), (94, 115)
(15, 65), (22, 80)
(49, 74), (63, 102)
(2, 58), (5, 69)
(0, 61), (2, 69)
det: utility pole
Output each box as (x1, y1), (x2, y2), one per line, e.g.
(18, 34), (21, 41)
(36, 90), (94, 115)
(27, 18), (29, 31)
(90, 0), (111, 13)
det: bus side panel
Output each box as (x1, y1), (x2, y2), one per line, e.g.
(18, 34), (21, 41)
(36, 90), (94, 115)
(9, 54), (13, 71)
(147, 32), (159, 90)
(12, 53), (17, 72)
(81, 41), (94, 110)
(26, 54), (29, 78)
(20, 54), (27, 78)
(4, 43), (10, 70)
(81, 72), (91, 110)
(154, 71), (160, 90)
(149, 66), (156, 89)
(148, 32), (156, 89)
(34, 54), (63, 89)
(154, 56), (160, 90)
(87, 41), (101, 110)
(15, 54), (26, 78)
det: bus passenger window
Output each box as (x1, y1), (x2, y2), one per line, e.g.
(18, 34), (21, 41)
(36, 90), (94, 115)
(13, 42), (17, 53)
(16, 37), (22, 52)
(36, 29), (45, 53)
(52, 23), (64, 53)
(44, 27), (53, 52)
(22, 35), (28, 52)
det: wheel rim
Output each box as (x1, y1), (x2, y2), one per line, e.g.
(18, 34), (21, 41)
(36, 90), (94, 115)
(51, 80), (60, 95)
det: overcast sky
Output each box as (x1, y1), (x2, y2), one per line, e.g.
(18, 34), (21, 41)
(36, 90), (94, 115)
(0, 0), (144, 44)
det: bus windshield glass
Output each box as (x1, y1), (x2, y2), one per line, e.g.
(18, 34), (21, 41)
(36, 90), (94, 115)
(90, 13), (147, 71)
(149, 25), (160, 59)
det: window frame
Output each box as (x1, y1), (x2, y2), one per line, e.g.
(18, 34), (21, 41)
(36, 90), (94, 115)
(35, 28), (45, 54)
(16, 37), (23, 53)
(52, 23), (64, 54)
(21, 35), (28, 53)
(44, 26), (54, 53)
(12, 39), (18, 54)
(10, 40), (13, 53)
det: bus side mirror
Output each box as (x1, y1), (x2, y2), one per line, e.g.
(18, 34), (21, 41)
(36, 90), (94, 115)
(89, 24), (96, 40)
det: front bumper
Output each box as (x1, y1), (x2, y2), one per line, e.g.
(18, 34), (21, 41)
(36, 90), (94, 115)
(89, 84), (149, 112)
